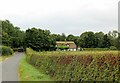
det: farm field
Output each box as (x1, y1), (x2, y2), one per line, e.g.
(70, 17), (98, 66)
(25, 48), (120, 81)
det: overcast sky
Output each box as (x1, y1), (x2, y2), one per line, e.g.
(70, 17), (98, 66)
(0, 0), (119, 35)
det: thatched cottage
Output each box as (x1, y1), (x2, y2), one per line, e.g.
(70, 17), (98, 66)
(56, 41), (77, 51)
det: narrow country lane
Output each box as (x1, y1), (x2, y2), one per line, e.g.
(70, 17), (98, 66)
(2, 52), (24, 81)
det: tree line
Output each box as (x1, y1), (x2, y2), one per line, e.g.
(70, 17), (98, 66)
(1, 20), (120, 51)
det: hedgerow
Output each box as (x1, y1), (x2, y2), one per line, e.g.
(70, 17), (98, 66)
(83, 48), (110, 51)
(26, 48), (120, 81)
(0, 45), (13, 56)
(83, 47), (118, 51)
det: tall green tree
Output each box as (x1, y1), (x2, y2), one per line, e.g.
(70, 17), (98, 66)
(79, 31), (95, 48)
(66, 34), (75, 41)
(94, 32), (104, 48)
(2, 20), (25, 48)
(25, 28), (53, 51)
(108, 30), (118, 48)
(60, 33), (66, 41)
(102, 34), (111, 48)
(66, 34), (80, 47)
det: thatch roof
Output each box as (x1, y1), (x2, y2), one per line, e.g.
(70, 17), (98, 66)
(56, 41), (77, 49)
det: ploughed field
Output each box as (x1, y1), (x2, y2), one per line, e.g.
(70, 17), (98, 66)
(26, 48), (120, 81)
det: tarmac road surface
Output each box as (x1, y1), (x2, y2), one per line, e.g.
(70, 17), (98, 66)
(2, 52), (24, 81)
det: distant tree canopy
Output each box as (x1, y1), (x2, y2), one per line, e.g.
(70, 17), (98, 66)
(25, 28), (56, 51)
(79, 32), (95, 48)
(1, 20), (25, 48)
(1, 20), (120, 51)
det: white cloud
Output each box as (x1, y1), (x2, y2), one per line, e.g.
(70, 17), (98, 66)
(0, 0), (119, 35)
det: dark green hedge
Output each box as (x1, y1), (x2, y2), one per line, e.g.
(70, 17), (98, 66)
(83, 47), (117, 51)
(83, 48), (109, 51)
(0, 46), (13, 56)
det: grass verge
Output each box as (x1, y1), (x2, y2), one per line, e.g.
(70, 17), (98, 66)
(0, 52), (16, 62)
(18, 55), (53, 81)
(0, 56), (11, 61)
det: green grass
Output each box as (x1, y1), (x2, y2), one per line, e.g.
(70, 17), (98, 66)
(0, 56), (10, 61)
(18, 55), (53, 81)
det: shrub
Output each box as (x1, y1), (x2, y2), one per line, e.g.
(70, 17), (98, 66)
(26, 48), (120, 81)
(0, 46), (13, 56)
(110, 46), (117, 50)
(13, 48), (18, 52)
